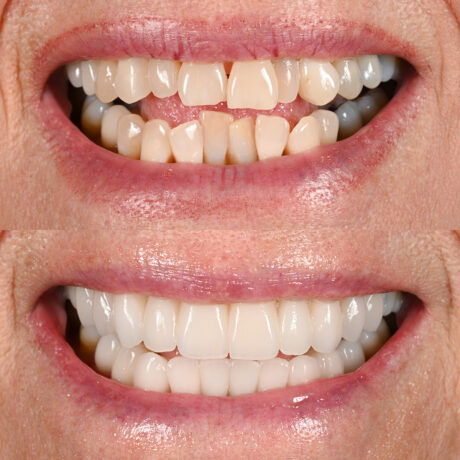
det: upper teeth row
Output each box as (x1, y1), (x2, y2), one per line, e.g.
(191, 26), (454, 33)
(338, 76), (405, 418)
(67, 55), (401, 109)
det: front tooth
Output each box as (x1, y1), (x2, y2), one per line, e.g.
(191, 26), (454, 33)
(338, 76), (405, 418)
(66, 61), (83, 88)
(115, 58), (151, 104)
(170, 120), (204, 164)
(273, 58), (300, 104)
(199, 111), (234, 165)
(101, 105), (131, 150)
(229, 360), (260, 396)
(341, 296), (366, 342)
(255, 115), (290, 161)
(95, 334), (120, 374)
(336, 101), (363, 139)
(81, 60), (100, 96)
(258, 358), (289, 392)
(75, 287), (95, 327)
(93, 291), (114, 336)
(288, 355), (321, 386)
(279, 299), (313, 356)
(96, 60), (118, 103)
(167, 357), (201, 394)
(133, 352), (169, 392)
(337, 340), (365, 373)
(363, 294), (384, 332)
(141, 119), (173, 163)
(178, 62), (227, 106)
(357, 55), (382, 89)
(200, 360), (230, 397)
(228, 117), (257, 164)
(356, 88), (388, 124)
(334, 59), (363, 100)
(310, 300), (343, 353)
(117, 114), (145, 159)
(113, 294), (146, 348)
(148, 59), (180, 98)
(177, 303), (229, 359)
(286, 116), (321, 155)
(229, 301), (280, 360)
(111, 345), (145, 386)
(310, 350), (345, 378)
(360, 318), (390, 359)
(311, 110), (339, 145)
(299, 59), (340, 106)
(81, 97), (111, 139)
(227, 60), (278, 110)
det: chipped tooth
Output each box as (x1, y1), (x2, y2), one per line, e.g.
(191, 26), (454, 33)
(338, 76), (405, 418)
(255, 115), (290, 161)
(273, 58), (300, 104)
(81, 97), (111, 139)
(177, 303), (229, 359)
(95, 334), (120, 374)
(336, 101), (363, 139)
(356, 88), (388, 124)
(227, 60), (278, 110)
(81, 60), (100, 96)
(113, 294), (146, 349)
(75, 287), (95, 327)
(337, 340), (365, 373)
(258, 358), (289, 392)
(148, 59), (181, 99)
(360, 318), (390, 359)
(228, 117), (257, 164)
(93, 291), (114, 336)
(200, 360), (230, 397)
(133, 352), (169, 392)
(311, 110), (339, 145)
(334, 58), (363, 100)
(117, 114), (145, 160)
(279, 299), (313, 356)
(229, 360), (260, 396)
(178, 62), (227, 106)
(167, 357), (201, 394)
(101, 105), (131, 150)
(310, 300), (343, 353)
(299, 59), (340, 106)
(169, 120), (204, 163)
(357, 55), (382, 89)
(95, 60), (118, 104)
(288, 355), (321, 386)
(141, 119), (172, 163)
(363, 294), (384, 332)
(286, 116), (321, 155)
(80, 325), (99, 353)
(66, 61), (83, 88)
(200, 111), (234, 165)
(341, 296), (366, 342)
(115, 58), (150, 104)
(309, 350), (345, 378)
(111, 345), (145, 386)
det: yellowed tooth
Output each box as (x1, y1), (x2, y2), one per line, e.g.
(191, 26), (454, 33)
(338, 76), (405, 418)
(199, 111), (234, 165)
(228, 117), (257, 165)
(299, 59), (340, 106)
(148, 59), (181, 98)
(273, 58), (300, 104)
(227, 60), (278, 110)
(66, 61), (83, 88)
(169, 120), (204, 164)
(81, 60), (100, 96)
(334, 58), (363, 100)
(117, 114), (145, 159)
(96, 60), (118, 104)
(141, 119), (172, 163)
(255, 115), (290, 160)
(101, 105), (131, 150)
(115, 58), (150, 104)
(81, 97), (111, 139)
(286, 116), (321, 155)
(311, 110), (339, 145)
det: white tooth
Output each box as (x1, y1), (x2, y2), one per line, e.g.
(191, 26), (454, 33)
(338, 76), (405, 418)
(132, 352), (169, 392)
(279, 299), (313, 356)
(286, 116), (321, 155)
(309, 350), (344, 378)
(143, 297), (179, 353)
(81, 60), (100, 96)
(334, 59), (363, 100)
(229, 301), (280, 360)
(310, 300), (342, 353)
(273, 58), (300, 104)
(113, 294), (146, 348)
(167, 357), (200, 394)
(376, 318), (391, 341)
(66, 61), (83, 88)
(379, 55), (400, 82)
(178, 62), (227, 106)
(363, 294), (384, 332)
(95, 334), (120, 374)
(360, 318), (390, 359)
(199, 111), (234, 165)
(229, 360), (260, 396)
(141, 119), (172, 163)
(111, 345), (145, 386)
(200, 360), (230, 397)
(341, 296), (366, 342)
(170, 120), (204, 164)
(337, 340), (365, 373)
(115, 58), (151, 104)
(81, 97), (111, 139)
(356, 88), (388, 124)
(255, 115), (290, 160)
(75, 287), (95, 327)
(288, 355), (321, 386)
(66, 286), (77, 307)
(228, 117), (257, 164)
(177, 303), (229, 359)
(227, 60), (278, 110)
(117, 114), (145, 159)
(80, 325), (99, 353)
(336, 101), (363, 139)
(95, 60), (118, 103)
(93, 291), (114, 336)
(357, 55), (382, 89)
(311, 110), (339, 145)
(148, 59), (181, 98)
(258, 358), (289, 392)
(383, 291), (403, 315)
(299, 59), (340, 106)
(101, 105), (131, 150)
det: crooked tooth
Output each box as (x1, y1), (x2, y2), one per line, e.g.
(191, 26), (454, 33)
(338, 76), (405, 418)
(170, 120), (204, 164)
(363, 294), (384, 332)
(113, 294), (146, 349)
(93, 291), (114, 336)
(286, 116), (321, 155)
(81, 60), (100, 96)
(200, 111), (234, 165)
(141, 119), (173, 163)
(117, 114), (145, 160)
(311, 110), (339, 145)
(310, 350), (345, 378)
(334, 58), (363, 100)
(148, 59), (180, 98)
(357, 55), (382, 89)
(255, 115), (290, 160)
(96, 60), (118, 103)
(279, 299), (313, 356)
(310, 300), (343, 353)
(273, 58), (300, 104)
(111, 345), (145, 386)
(66, 61), (83, 88)
(115, 58), (150, 104)
(167, 357), (201, 394)
(133, 352), (169, 392)
(81, 97), (111, 139)
(229, 360), (260, 396)
(101, 105), (131, 150)
(356, 88), (388, 124)
(177, 303), (229, 359)
(336, 101), (363, 139)
(258, 358), (289, 392)
(341, 296), (366, 342)
(75, 287), (95, 327)
(227, 60), (278, 110)
(360, 318), (390, 359)
(288, 355), (321, 386)
(299, 59), (340, 106)
(383, 291), (403, 315)
(178, 62), (227, 106)
(337, 340), (365, 373)
(228, 117), (257, 164)
(200, 360), (230, 397)
(95, 334), (120, 374)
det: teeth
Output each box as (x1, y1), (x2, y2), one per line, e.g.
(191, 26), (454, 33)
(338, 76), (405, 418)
(311, 110), (339, 145)
(66, 62), (83, 88)
(200, 111), (234, 165)
(383, 291), (403, 315)
(148, 59), (181, 98)
(75, 287), (95, 327)
(341, 296), (366, 342)
(167, 357), (201, 394)
(95, 334), (120, 374)
(101, 105), (131, 150)
(199, 360), (230, 397)
(279, 299), (313, 356)
(227, 60), (278, 110)
(111, 345), (145, 386)
(81, 97), (111, 139)
(363, 294), (384, 332)
(357, 55), (383, 89)
(299, 59), (340, 106)
(92, 291), (114, 336)
(309, 350), (345, 378)
(133, 352), (169, 392)
(115, 58), (150, 104)
(66, 286), (77, 307)
(258, 358), (289, 392)
(229, 360), (260, 396)
(81, 60), (100, 96)
(255, 115), (290, 160)
(95, 60), (118, 104)
(228, 117), (257, 164)
(379, 55), (400, 83)
(310, 300), (343, 353)
(141, 119), (172, 163)
(113, 294), (146, 349)
(286, 116), (321, 155)
(356, 88), (389, 124)
(178, 62), (227, 106)
(336, 101), (363, 139)
(337, 340), (365, 373)
(360, 318), (390, 359)
(288, 355), (321, 386)
(273, 58), (300, 104)
(334, 58), (363, 100)
(117, 114), (145, 160)
(170, 120), (204, 164)
(80, 325), (99, 353)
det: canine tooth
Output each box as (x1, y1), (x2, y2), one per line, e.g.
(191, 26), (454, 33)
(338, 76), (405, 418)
(133, 352), (169, 392)
(113, 294), (146, 348)
(148, 59), (180, 98)
(117, 114), (145, 159)
(111, 345), (145, 386)
(334, 58), (363, 100)
(101, 105), (131, 150)
(227, 60), (278, 110)
(357, 55), (382, 89)
(379, 55), (400, 82)
(178, 62), (227, 106)
(258, 358), (289, 392)
(336, 101), (363, 139)
(96, 60), (118, 103)
(199, 111), (234, 165)
(200, 360), (230, 397)
(93, 291), (114, 336)
(228, 117), (257, 164)
(360, 318), (390, 359)
(81, 60), (100, 96)
(141, 120), (172, 163)
(341, 296), (366, 342)
(66, 61), (83, 88)
(273, 58), (300, 104)
(310, 300), (342, 353)
(310, 350), (345, 378)
(80, 325), (99, 352)
(177, 303), (229, 359)
(255, 115), (290, 160)
(95, 334), (120, 374)
(279, 299), (313, 356)
(229, 301), (280, 360)
(384, 291), (403, 315)
(356, 88), (388, 124)
(229, 360), (260, 396)
(167, 357), (200, 394)
(337, 340), (365, 373)
(363, 294), (384, 332)
(299, 59), (340, 106)
(170, 120), (204, 163)
(286, 116), (321, 155)
(115, 58), (150, 104)
(288, 355), (321, 386)
(75, 287), (95, 327)
(311, 110), (339, 145)
(81, 97), (111, 139)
